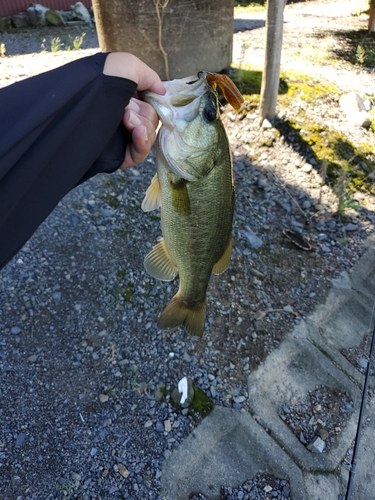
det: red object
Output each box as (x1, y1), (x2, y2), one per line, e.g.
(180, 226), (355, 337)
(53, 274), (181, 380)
(0, 1), (92, 18)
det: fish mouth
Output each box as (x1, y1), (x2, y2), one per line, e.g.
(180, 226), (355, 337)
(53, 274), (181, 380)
(143, 72), (210, 130)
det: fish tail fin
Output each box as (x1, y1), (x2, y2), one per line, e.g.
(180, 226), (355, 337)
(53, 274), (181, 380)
(158, 293), (206, 337)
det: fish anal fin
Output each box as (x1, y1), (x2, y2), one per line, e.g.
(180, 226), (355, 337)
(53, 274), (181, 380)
(144, 238), (178, 281)
(142, 174), (161, 212)
(158, 293), (206, 337)
(212, 235), (233, 275)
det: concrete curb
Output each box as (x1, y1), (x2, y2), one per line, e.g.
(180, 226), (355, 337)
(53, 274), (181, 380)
(160, 406), (307, 500)
(247, 335), (361, 472)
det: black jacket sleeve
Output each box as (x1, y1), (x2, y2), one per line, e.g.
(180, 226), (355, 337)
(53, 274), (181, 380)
(0, 52), (137, 270)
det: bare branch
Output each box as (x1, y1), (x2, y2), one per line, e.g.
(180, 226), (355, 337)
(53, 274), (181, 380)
(153, 0), (170, 80)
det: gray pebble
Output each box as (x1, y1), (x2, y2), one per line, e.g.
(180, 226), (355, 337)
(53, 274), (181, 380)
(71, 472), (81, 482)
(307, 436), (325, 453)
(155, 421), (165, 433)
(240, 228), (263, 249)
(302, 200), (311, 209)
(358, 357), (368, 369)
(345, 223), (358, 231)
(15, 433), (26, 447)
(234, 396), (246, 404)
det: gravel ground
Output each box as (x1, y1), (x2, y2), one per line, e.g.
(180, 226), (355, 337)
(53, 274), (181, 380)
(191, 474), (291, 500)
(1, 2), (375, 499)
(279, 385), (355, 454)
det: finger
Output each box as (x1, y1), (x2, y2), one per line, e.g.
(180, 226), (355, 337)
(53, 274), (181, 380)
(103, 53), (165, 95)
(126, 98), (159, 130)
(120, 114), (157, 169)
(138, 74), (166, 95)
(120, 125), (154, 169)
(135, 63), (165, 94)
(122, 107), (158, 140)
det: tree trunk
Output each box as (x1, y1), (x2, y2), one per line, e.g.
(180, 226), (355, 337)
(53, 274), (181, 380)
(369, 3), (375, 33)
(92, 0), (234, 80)
(259, 0), (285, 125)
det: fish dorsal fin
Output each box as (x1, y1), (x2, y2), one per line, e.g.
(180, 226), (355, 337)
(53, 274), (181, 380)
(144, 238), (178, 281)
(212, 235), (233, 275)
(141, 174), (161, 212)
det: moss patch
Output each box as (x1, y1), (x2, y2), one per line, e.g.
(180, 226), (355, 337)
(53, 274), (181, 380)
(191, 387), (215, 418)
(169, 385), (214, 418)
(102, 193), (120, 209)
(117, 269), (127, 279)
(275, 117), (375, 192)
(122, 282), (134, 301)
(282, 74), (338, 103)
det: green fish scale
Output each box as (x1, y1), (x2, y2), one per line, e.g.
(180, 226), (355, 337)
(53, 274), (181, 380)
(159, 124), (234, 308)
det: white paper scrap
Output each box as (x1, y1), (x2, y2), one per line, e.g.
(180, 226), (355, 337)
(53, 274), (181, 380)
(178, 376), (188, 405)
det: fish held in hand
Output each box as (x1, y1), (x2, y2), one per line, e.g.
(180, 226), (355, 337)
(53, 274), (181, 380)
(142, 72), (241, 337)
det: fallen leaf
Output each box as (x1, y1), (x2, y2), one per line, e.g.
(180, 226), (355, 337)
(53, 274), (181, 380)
(254, 311), (266, 320)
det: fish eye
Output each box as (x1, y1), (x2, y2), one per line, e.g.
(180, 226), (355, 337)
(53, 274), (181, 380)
(203, 104), (216, 122)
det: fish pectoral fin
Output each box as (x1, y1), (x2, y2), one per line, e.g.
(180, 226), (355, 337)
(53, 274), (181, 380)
(171, 179), (191, 216)
(141, 174), (161, 212)
(158, 293), (206, 337)
(144, 238), (178, 281)
(212, 235), (233, 275)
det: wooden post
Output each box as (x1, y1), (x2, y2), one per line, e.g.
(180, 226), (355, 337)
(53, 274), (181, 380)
(259, 0), (285, 125)
(369, 4), (375, 33)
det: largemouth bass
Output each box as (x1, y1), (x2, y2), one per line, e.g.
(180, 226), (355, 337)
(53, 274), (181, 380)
(142, 72), (242, 337)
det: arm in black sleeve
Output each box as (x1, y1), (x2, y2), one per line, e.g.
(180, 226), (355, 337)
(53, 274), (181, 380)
(0, 52), (137, 270)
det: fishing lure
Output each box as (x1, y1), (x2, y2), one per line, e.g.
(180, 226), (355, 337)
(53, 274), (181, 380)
(204, 72), (244, 111)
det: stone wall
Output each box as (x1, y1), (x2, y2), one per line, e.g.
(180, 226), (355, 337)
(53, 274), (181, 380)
(0, 0), (92, 17)
(0, 2), (93, 31)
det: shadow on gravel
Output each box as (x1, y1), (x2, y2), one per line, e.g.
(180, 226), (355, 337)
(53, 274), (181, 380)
(275, 118), (321, 167)
(324, 28), (375, 71)
(234, 19), (265, 33)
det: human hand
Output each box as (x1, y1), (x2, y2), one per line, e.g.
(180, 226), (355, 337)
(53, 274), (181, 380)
(103, 52), (164, 169)
(103, 52), (165, 94)
(120, 97), (160, 169)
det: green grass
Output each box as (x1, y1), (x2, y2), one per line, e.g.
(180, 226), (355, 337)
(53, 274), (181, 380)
(234, 2), (266, 14)
(40, 32), (86, 53)
(225, 66), (288, 106)
(331, 29), (375, 69)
